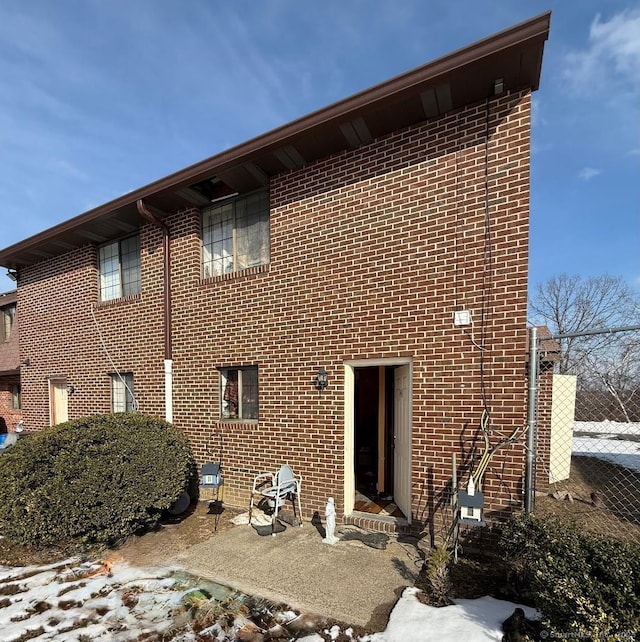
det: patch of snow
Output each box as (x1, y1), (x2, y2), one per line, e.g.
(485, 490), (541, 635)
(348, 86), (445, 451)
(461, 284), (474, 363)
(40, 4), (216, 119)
(573, 436), (640, 473)
(575, 420), (640, 436)
(362, 588), (539, 642)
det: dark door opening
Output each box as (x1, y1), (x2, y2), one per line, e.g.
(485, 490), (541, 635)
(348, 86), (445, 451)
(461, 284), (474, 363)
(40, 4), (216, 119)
(353, 366), (404, 517)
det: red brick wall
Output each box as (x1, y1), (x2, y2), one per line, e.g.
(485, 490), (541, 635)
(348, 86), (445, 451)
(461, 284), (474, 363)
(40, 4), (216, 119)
(19, 90), (532, 538)
(0, 375), (21, 432)
(18, 232), (166, 430)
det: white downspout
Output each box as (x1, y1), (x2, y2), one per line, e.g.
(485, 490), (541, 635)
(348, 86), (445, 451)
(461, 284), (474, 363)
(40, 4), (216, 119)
(137, 199), (174, 424)
(164, 359), (173, 423)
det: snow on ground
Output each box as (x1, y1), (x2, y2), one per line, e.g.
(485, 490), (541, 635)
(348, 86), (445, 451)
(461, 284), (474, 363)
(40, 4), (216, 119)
(574, 420), (640, 436)
(572, 421), (640, 473)
(573, 436), (640, 472)
(359, 589), (540, 642)
(0, 559), (186, 641)
(0, 559), (537, 641)
(236, 590), (541, 642)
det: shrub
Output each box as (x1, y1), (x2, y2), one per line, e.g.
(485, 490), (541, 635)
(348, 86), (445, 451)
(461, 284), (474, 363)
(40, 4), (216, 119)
(499, 512), (640, 640)
(0, 413), (197, 548)
(425, 544), (452, 606)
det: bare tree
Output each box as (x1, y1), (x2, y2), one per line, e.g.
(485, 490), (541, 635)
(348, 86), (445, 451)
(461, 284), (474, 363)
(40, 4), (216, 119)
(529, 275), (640, 422)
(529, 274), (639, 374)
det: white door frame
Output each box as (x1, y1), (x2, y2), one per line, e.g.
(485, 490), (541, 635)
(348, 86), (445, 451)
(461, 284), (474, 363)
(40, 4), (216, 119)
(344, 357), (413, 521)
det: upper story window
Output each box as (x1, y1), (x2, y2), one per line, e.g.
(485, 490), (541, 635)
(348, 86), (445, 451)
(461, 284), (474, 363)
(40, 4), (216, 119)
(202, 191), (270, 278)
(1, 304), (15, 342)
(99, 235), (141, 301)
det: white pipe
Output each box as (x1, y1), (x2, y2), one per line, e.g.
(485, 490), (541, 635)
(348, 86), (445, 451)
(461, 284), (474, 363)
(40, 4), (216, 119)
(164, 359), (173, 423)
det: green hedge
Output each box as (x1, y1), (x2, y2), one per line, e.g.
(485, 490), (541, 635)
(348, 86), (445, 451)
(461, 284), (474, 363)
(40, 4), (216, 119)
(499, 513), (640, 640)
(0, 413), (197, 548)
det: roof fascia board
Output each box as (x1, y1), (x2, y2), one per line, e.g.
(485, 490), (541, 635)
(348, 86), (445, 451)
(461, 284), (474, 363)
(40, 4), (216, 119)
(0, 11), (550, 262)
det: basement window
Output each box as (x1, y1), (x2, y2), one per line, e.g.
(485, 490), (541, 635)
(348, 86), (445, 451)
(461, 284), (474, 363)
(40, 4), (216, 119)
(99, 235), (141, 301)
(111, 373), (135, 412)
(220, 366), (258, 420)
(202, 191), (270, 278)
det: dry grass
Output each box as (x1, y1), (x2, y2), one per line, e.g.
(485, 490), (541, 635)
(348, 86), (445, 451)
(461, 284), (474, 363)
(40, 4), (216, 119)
(536, 455), (640, 543)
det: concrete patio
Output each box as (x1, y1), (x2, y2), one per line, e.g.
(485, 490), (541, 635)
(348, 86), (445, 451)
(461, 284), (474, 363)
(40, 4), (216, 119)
(165, 511), (423, 628)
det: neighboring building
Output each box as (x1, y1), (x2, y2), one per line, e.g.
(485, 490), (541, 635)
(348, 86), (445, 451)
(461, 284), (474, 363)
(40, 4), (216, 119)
(0, 290), (21, 433)
(0, 14), (550, 537)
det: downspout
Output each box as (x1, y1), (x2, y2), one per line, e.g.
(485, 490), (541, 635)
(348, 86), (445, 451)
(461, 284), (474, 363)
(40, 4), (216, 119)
(136, 199), (173, 423)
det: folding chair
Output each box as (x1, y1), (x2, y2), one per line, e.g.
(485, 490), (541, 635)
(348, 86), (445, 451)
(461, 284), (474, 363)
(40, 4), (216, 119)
(249, 464), (303, 536)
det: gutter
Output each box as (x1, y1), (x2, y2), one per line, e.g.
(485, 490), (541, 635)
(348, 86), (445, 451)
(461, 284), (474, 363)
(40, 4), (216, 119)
(0, 11), (550, 266)
(136, 199), (173, 423)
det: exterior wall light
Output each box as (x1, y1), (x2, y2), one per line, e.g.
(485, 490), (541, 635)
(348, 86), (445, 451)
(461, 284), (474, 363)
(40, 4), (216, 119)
(66, 385), (75, 395)
(314, 367), (328, 394)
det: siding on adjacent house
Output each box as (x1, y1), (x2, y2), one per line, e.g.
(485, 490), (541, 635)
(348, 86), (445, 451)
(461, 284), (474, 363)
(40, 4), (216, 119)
(0, 290), (21, 432)
(18, 90), (532, 537)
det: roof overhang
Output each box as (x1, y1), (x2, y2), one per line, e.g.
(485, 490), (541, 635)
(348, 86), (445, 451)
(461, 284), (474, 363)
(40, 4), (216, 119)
(0, 291), (17, 305)
(0, 12), (550, 270)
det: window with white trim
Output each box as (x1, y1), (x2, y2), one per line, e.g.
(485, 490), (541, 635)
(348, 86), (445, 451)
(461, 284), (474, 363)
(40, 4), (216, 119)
(220, 366), (258, 420)
(99, 236), (141, 301)
(111, 373), (135, 412)
(202, 191), (270, 278)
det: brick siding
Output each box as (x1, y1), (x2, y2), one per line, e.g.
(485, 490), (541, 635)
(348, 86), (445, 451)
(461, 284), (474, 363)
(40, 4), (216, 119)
(0, 375), (21, 432)
(18, 90), (533, 539)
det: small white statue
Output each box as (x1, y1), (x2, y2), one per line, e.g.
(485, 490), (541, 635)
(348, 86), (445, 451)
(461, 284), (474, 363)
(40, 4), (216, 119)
(322, 497), (339, 545)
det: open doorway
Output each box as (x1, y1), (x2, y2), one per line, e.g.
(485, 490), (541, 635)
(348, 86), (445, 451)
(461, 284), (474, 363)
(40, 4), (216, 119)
(345, 360), (412, 522)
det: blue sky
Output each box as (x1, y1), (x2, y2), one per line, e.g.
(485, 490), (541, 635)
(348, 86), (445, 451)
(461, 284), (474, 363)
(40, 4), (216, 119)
(0, 0), (638, 295)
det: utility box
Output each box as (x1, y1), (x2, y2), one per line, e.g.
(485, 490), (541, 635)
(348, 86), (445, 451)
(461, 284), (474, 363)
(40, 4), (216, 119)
(458, 490), (485, 526)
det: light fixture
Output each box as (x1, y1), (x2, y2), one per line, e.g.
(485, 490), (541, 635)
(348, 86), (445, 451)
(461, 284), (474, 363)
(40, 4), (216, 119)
(6, 269), (17, 282)
(66, 385), (75, 395)
(494, 78), (504, 95)
(314, 367), (328, 394)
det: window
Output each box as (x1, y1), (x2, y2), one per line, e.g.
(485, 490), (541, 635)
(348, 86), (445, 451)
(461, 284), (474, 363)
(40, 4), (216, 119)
(99, 236), (141, 301)
(11, 384), (21, 410)
(111, 373), (135, 412)
(202, 191), (270, 278)
(2, 304), (15, 341)
(220, 366), (258, 420)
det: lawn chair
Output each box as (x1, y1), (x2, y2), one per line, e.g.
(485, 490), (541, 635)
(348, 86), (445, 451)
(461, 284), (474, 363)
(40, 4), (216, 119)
(249, 465), (303, 536)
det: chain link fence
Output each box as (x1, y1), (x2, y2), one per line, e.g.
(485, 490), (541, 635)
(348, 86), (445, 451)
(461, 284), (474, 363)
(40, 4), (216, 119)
(532, 326), (640, 543)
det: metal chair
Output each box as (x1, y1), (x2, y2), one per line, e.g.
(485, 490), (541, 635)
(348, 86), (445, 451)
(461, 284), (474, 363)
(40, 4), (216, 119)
(249, 465), (303, 536)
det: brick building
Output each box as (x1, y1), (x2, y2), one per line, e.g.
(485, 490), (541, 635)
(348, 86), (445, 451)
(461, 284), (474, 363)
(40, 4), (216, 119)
(0, 14), (550, 537)
(0, 290), (21, 433)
